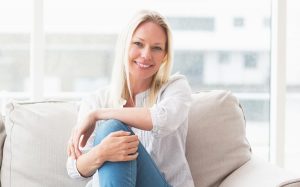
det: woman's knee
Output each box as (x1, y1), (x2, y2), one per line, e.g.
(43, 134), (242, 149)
(100, 119), (130, 132)
(94, 119), (131, 145)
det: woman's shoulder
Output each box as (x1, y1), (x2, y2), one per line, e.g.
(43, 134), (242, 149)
(168, 73), (188, 84)
(157, 73), (191, 97)
(162, 73), (190, 90)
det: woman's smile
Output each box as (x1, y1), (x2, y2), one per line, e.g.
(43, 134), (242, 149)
(135, 61), (153, 69)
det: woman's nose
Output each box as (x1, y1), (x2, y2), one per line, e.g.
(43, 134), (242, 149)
(141, 47), (151, 60)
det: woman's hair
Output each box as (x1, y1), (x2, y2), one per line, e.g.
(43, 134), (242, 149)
(109, 10), (173, 107)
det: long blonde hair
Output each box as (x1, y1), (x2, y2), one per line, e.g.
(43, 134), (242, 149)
(109, 10), (173, 107)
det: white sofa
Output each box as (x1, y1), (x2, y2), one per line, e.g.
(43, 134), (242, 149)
(0, 90), (299, 187)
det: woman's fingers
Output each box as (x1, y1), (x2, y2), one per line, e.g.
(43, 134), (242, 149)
(126, 146), (139, 155)
(80, 134), (89, 148)
(108, 130), (131, 137)
(116, 152), (139, 161)
(72, 128), (82, 158)
(107, 131), (139, 144)
(130, 139), (139, 146)
(123, 152), (139, 161)
(67, 138), (76, 159)
(70, 128), (81, 158)
(98, 131), (140, 162)
(66, 132), (77, 159)
(123, 139), (139, 149)
(70, 144), (76, 159)
(123, 134), (139, 143)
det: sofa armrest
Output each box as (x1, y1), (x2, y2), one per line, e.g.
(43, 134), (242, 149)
(219, 156), (300, 187)
(279, 178), (300, 187)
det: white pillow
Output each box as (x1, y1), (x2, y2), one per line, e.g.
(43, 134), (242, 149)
(186, 90), (252, 187)
(1, 101), (88, 187)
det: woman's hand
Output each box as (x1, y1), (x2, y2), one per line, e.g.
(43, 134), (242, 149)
(67, 112), (96, 159)
(96, 131), (139, 162)
(74, 130), (139, 177)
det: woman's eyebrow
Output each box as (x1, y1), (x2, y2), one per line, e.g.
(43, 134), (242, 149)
(133, 37), (165, 46)
(153, 42), (164, 46)
(133, 37), (144, 41)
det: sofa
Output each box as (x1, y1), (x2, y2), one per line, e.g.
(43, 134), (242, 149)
(0, 90), (299, 187)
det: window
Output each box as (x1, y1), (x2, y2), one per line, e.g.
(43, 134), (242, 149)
(233, 17), (245, 27)
(263, 17), (271, 28)
(173, 50), (204, 87)
(45, 34), (116, 92)
(244, 53), (258, 69)
(0, 34), (30, 92)
(218, 52), (230, 64)
(286, 0), (300, 172)
(0, 1), (32, 92)
(168, 17), (215, 31)
(0, 0), (32, 110)
(1, 0), (273, 163)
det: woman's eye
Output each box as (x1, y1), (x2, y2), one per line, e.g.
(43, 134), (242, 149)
(133, 42), (143, 47)
(153, 46), (163, 51)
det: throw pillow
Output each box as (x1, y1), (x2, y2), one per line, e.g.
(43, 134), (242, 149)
(1, 101), (88, 187)
(186, 90), (252, 187)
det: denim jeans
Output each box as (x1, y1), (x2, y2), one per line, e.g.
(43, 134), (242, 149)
(93, 119), (171, 187)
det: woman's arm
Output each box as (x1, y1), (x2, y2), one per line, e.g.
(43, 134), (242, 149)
(92, 107), (153, 131)
(67, 89), (139, 178)
(75, 145), (105, 177)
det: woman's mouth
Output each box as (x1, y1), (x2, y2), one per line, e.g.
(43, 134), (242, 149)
(135, 61), (152, 69)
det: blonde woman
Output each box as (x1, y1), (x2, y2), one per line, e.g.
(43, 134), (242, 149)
(66, 10), (194, 187)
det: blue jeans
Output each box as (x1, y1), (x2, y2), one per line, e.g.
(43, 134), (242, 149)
(93, 119), (171, 187)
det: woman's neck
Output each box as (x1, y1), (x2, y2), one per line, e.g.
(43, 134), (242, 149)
(129, 77), (152, 97)
(124, 99), (135, 107)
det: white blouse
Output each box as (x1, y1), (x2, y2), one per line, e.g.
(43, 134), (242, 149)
(66, 74), (195, 187)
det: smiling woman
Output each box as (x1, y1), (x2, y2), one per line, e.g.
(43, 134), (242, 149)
(66, 10), (194, 187)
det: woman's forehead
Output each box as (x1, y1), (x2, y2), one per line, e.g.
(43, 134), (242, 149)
(132, 22), (167, 44)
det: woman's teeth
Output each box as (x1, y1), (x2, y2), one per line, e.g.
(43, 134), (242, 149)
(136, 62), (151, 68)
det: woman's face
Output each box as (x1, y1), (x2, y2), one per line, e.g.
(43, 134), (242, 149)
(128, 21), (167, 85)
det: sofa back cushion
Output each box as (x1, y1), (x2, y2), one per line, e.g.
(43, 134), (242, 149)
(1, 90), (251, 187)
(186, 90), (251, 187)
(1, 101), (88, 187)
(0, 114), (5, 187)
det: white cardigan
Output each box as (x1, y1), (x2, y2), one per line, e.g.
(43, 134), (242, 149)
(66, 74), (195, 187)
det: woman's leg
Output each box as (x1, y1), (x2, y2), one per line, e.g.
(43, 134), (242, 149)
(135, 140), (170, 187)
(94, 119), (170, 187)
(93, 119), (137, 187)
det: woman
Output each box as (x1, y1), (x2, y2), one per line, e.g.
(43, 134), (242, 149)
(66, 10), (195, 187)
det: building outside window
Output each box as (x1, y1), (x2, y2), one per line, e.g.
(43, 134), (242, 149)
(244, 53), (258, 69)
(233, 17), (245, 27)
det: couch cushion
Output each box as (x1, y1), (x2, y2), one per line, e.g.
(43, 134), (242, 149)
(186, 90), (252, 187)
(1, 101), (88, 187)
(0, 114), (6, 187)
